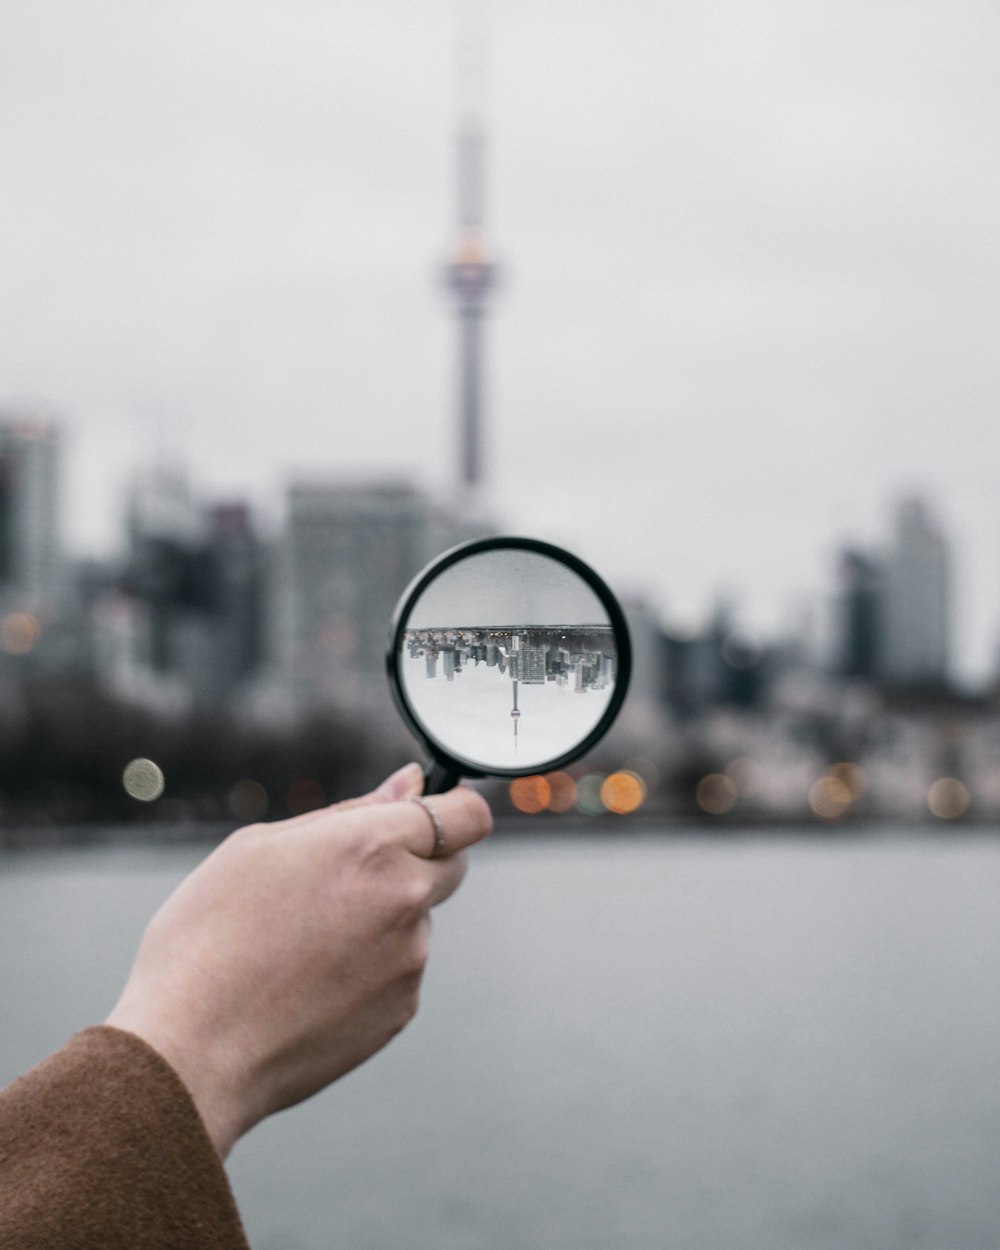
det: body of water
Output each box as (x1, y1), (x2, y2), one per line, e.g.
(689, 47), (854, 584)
(1, 828), (998, 1249)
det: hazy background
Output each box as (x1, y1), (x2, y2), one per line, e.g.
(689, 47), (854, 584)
(2, 0), (999, 675)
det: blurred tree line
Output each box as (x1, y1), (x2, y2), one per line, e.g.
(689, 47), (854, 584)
(0, 672), (382, 834)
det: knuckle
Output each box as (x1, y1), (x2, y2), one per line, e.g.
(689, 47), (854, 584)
(396, 874), (434, 922)
(393, 918), (431, 980)
(429, 852), (468, 907)
(356, 834), (400, 879)
(397, 969), (424, 1022)
(408, 921), (431, 972)
(448, 849), (469, 884)
(357, 841), (434, 921)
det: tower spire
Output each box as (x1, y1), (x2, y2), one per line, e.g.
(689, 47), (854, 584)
(444, 11), (496, 500)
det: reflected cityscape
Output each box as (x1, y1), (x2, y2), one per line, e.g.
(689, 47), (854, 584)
(402, 625), (616, 693)
(400, 625), (617, 769)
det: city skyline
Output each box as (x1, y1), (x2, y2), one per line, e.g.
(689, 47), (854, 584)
(399, 624), (618, 770)
(0, 409), (990, 693)
(3, 4), (1000, 679)
(4, 411), (1000, 826)
(401, 624), (616, 691)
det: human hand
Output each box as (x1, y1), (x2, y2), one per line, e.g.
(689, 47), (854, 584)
(105, 763), (491, 1157)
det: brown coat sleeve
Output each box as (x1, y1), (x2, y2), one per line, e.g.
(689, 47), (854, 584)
(0, 1026), (250, 1250)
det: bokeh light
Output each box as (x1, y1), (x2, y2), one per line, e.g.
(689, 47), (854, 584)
(830, 761), (868, 800)
(122, 758), (165, 802)
(509, 775), (550, 815)
(927, 777), (970, 820)
(695, 773), (737, 815)
(808, 774), (853, 820)
(600, 771), (646, 815)
(0, 612), (40, 656)
(575, 773), (606, 816)
(228, 779), (269, 823)
(545, 771), (577, 813)
(288, 778), (326, 815)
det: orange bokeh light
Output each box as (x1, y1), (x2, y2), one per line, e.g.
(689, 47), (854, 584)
(0, 612), (40, 656)
(509, 775), (551, 814)
(600, 771), (646, 815)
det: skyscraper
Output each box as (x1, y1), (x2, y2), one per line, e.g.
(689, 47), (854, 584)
(0, 416), (62, 609)
(836, 548), (883, 680)
(100, 468), (264, 708)
(881, 496), (950, 688)
(277, 481), (451, 709)
(204, 502), (265, 694)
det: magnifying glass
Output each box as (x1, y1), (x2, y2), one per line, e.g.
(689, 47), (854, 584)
(386, 536), (632, 794)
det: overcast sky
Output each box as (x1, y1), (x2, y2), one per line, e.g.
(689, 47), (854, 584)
(3, 1), (1000, 679)
(405, 548), (608, 626)
(401, 651), (613, 771)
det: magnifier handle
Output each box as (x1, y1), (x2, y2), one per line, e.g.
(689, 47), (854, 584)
(423, 762), (460, 794)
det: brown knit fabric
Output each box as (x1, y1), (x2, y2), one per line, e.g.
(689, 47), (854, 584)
(0, 1026), (250, 1249)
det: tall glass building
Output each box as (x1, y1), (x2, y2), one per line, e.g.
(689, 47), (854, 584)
(881, 496), (950, 687)
(0, 417), (62, 609)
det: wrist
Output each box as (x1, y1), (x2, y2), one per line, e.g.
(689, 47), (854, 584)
(105, 1002), (249, 1158)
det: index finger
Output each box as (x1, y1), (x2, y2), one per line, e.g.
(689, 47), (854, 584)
(396, 786), (492, 859)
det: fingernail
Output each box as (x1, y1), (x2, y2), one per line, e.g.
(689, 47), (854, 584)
(374, 762), (424, 801)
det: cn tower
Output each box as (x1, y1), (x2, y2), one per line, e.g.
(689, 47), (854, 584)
(444, 38), (497, 498)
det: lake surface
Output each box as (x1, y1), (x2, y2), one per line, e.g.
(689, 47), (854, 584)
(2, 828), (999, 1249)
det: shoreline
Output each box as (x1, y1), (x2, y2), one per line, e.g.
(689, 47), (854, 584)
(0, 813), (997, 852)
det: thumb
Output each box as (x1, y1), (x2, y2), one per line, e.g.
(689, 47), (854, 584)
(284, 763), (425, 828)
(372, 761), (425, 802)
(346, 761), (425, 810)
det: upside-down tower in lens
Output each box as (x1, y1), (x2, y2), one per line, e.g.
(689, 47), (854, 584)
(444, 46), (497, 500)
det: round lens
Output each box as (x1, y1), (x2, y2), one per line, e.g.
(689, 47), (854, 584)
(388, 539), (629, 777)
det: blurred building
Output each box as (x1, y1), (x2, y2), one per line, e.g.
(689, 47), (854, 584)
(606, 592), (674, 752)
(95, 468), (265, 710)
(836, 549), (883, 680)
(274, 480), (456, 710)
(881, 496), (951, 689)
(204, 503), (264, 694)
(0, 416), (62, 610)
(830, 498), (951, 694)
(663, 601), (770, 717)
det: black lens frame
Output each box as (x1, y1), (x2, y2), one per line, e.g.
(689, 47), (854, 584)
(386, 535), (632, 783)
